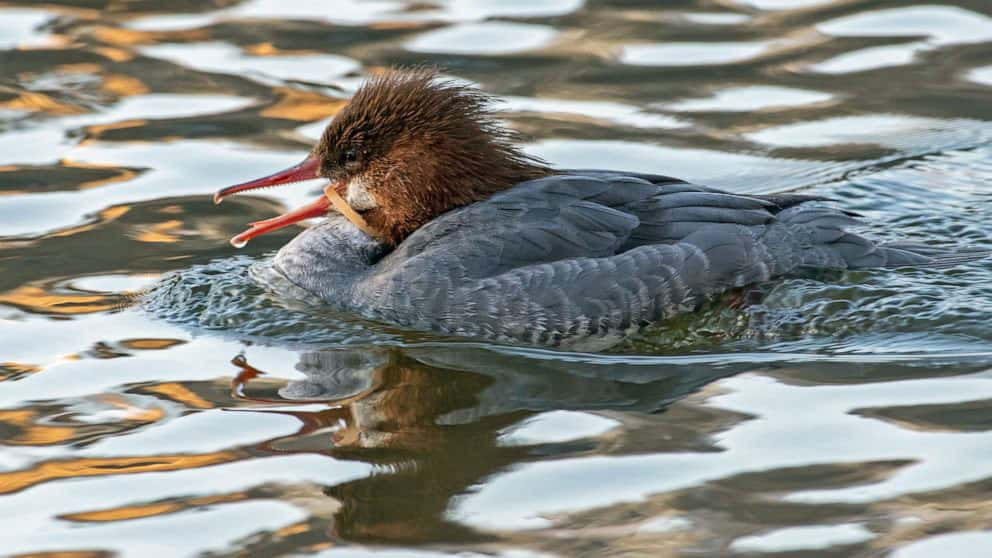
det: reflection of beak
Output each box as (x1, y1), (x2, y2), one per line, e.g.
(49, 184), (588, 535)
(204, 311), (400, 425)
(214, 155), (333, 248)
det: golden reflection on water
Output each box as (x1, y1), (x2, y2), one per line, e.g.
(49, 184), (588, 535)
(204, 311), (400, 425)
(131, 219), (185, 243)
(0, 409), (76, 445)
(0, 362), (42, 382)
(0, 284), (123, 315)
(141, 382), (215, 409)
(0, 453), (239, 495)
(0, 90), (85, 115)
(64, 491), (249, 522)
(100, 74), (149, 96)
(118, 338), (186, 350)
(67, 162), (140, 191)
(43, 206), (130, 239)
(261, 87), (347, 121)
(88, 26), (208, 47)
(0, 165), (137, 197)
(93, 45), (134, 62)
(82, 119), (149, 140)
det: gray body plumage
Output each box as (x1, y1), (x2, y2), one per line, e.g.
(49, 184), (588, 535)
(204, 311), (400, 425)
(273, 171), (978, 350)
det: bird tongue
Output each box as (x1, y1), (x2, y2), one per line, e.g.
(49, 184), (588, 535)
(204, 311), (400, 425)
(228, 187), (376, 248)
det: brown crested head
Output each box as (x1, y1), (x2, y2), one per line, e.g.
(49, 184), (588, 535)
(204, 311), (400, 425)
(310, 69), (551, 244)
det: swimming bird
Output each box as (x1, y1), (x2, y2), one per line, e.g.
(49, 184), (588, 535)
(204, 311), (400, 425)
(213, 70), (981, 350)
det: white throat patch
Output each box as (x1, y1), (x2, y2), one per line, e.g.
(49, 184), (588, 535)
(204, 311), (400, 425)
(345, 176), (378, 211)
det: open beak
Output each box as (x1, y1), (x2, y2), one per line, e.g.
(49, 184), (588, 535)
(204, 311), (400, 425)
(214, 154), (375, 247)
(215, 154), (332, 248)
(214, 155), (322, 205)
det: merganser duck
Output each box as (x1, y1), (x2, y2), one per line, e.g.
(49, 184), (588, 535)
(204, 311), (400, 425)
(213, 69), (982, 350)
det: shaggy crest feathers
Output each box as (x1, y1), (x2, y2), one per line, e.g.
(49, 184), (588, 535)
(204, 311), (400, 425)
(311, 69), (551, 244)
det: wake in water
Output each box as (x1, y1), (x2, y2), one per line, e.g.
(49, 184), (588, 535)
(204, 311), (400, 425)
(142, 250), (992, 356)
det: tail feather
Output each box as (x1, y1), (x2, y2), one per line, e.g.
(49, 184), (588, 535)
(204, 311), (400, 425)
(771, 204), (990, 271)
(873, 244), (991, 269)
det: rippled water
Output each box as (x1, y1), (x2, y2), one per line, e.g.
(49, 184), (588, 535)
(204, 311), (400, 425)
(2, 1), (992, 556)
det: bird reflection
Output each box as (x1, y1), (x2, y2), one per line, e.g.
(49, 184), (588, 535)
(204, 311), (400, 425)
(228, 346), (742, 545)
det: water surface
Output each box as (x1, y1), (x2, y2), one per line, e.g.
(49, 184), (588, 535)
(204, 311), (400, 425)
(2, 0), (992, 556)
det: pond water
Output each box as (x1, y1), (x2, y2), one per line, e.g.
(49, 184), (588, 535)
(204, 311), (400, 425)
(2, 1), (992, 556)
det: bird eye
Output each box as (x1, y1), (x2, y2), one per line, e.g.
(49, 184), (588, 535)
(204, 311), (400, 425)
(344, 149), (358, 163)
